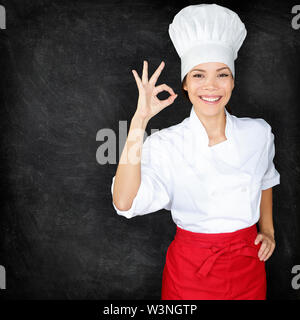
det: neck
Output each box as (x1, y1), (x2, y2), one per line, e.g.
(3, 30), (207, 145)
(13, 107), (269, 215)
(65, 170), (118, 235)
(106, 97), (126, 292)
(193, 106), (227, 140)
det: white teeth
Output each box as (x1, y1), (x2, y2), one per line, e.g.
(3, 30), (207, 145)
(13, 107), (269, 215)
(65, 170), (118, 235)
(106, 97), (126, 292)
(200, 96), (221, 102)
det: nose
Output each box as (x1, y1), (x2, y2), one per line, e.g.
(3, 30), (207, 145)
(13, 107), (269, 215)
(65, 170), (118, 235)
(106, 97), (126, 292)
(201, 75), (218, 90)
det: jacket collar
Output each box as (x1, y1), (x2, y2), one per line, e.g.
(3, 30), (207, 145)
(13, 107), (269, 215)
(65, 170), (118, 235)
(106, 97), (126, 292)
(189, 104), (233, 151)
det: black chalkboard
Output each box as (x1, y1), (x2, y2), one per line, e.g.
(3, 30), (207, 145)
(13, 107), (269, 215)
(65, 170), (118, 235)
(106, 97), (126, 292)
(0, 0), (299, 301)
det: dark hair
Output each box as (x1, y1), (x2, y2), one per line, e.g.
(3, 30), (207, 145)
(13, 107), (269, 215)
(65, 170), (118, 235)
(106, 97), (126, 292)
(181, 74), (233, 114)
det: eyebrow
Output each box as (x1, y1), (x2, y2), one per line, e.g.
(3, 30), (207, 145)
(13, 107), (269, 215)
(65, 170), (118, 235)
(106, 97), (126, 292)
(191, 67), (230, 72)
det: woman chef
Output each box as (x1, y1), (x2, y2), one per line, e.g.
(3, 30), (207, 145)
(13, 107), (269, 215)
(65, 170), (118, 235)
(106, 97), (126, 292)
(111, 4), (280, 300)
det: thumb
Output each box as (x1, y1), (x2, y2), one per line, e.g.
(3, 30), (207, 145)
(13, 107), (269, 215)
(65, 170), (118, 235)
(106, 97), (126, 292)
(165, 94), (178, 106)
(254, 234), (263, 245)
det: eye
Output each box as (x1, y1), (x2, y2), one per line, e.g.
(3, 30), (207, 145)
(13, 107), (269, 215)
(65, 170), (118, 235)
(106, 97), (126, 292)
(218, 73), (229, 77)
(193, 73), (230, 78)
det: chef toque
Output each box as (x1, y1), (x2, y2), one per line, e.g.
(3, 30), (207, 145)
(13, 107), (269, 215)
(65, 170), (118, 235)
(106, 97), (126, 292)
(168, 3), (247, 82)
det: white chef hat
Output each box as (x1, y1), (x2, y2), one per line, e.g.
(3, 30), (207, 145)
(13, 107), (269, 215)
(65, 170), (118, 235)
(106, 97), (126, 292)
(168, 3), (247, 82)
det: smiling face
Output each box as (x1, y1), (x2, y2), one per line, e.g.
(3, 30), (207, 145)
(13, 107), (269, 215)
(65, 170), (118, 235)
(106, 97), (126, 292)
(182, 62), (235, 116)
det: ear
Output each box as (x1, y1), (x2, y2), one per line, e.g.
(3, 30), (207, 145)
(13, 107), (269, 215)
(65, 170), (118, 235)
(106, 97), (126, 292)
(182, 75), (188, 91)
(183, 81), (188, 91)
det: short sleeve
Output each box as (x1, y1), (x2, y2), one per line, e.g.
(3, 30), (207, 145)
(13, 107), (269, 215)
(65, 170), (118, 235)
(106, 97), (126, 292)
(111, 132), (172, 219)
(261, 124), (280, 190)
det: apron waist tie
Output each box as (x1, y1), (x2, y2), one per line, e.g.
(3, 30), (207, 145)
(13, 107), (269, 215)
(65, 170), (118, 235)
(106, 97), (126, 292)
(196, 240), (259, 278)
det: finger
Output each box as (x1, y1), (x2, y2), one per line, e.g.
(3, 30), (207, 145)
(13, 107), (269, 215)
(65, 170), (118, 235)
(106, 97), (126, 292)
(153, 83), (176, 97)
(254, 234), (263, 245)
(263, 242), (275, 261)
(258, 240), (268, 260)
(264, 246), (275, 261)
(149, 61), (165, 85)
(142, 60), (148, 84)
(158, 94), (178, 109)
(259, 241), (271, 261)
(131, 69), (143, 90)
(260, 244), (270, 261)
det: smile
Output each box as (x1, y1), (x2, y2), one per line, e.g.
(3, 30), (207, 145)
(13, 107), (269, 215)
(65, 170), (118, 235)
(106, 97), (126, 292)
(199, 95), (222, 104)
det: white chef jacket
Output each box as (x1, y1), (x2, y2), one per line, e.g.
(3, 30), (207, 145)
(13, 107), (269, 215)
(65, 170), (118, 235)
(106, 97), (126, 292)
(111, 105), (280, 233)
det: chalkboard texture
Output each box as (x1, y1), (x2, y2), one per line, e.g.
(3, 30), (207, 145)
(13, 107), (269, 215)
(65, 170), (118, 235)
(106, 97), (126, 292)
(0, 0), (299, 300)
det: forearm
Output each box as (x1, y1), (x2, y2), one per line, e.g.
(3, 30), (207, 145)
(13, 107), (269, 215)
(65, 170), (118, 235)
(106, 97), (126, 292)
(258, 188), (275, 238)
(112, 113), (149, 211)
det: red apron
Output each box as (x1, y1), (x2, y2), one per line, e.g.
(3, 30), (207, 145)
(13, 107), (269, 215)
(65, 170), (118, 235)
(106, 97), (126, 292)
(161, 224), (266, 300)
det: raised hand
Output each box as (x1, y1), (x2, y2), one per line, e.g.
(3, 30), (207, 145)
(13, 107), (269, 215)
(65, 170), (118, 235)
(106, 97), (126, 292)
(131, 60), (178, 122)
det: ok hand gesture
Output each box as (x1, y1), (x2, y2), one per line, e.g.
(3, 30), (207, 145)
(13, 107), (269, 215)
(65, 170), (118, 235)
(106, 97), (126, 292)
(131, 60), (178, 122)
